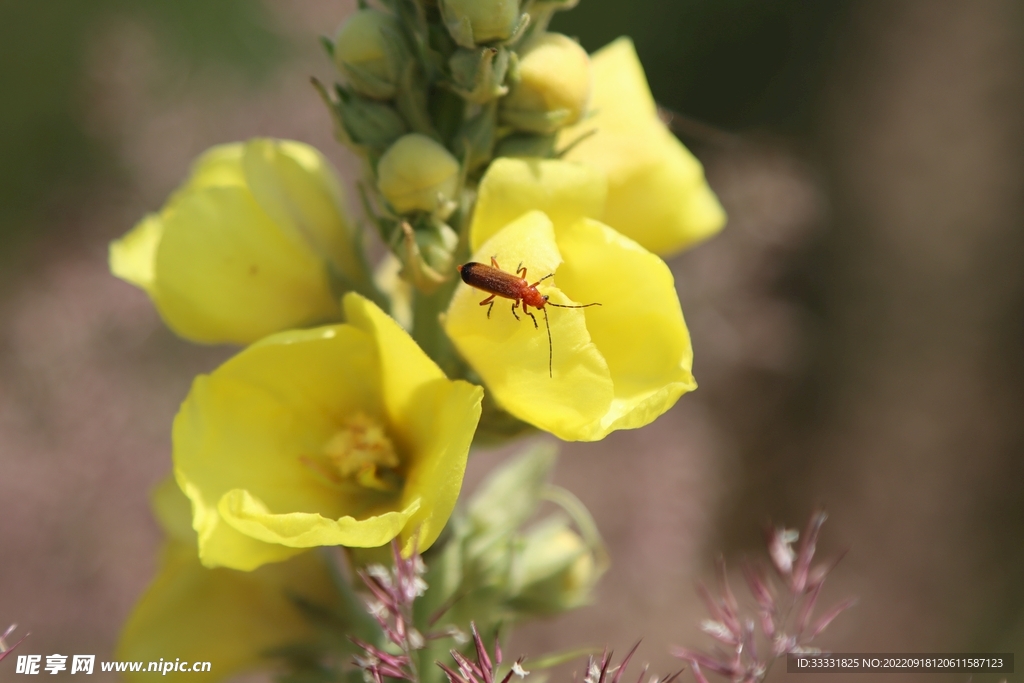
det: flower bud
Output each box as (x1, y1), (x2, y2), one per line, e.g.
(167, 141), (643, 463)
(500, 33), (591, 134)
(377, 133), (460, 215)
(511, 523), (603, 614)
(440, 0), (523, 48)
(335, 88), (408, 151)
(333, 9), (405, 100)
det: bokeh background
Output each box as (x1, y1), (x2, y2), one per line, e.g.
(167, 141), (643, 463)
(2, 1), (1022, 682)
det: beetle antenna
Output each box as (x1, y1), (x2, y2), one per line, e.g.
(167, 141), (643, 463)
(546, 302), (602, 309)
(544, 306), (552, 378)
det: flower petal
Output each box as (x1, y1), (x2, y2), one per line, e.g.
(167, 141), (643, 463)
(561, 37), (726, 255)
(151, 186), (339, 344)
(119, 481), (340, 682)
(117, 538), (338, 682)
(555, 218), (696, 438)
(151, 476), (196, 545)
(242, 139), (366, 282)
(219, 488), (420, 548)
(470, 158), (607, 252)
(445, 212), (614, 440)
(182, 144), (247, 192)
(109, 213), (162, 294)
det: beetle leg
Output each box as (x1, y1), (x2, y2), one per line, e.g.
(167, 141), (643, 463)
(517, 262), (527, 280)
(479, 294), (496, 318)
(524, 304), (539, 330)
(511, 299), (521, 321)
(490, 255), (501, 269)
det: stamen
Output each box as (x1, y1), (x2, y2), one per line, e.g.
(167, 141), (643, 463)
(312, 412), (403, 492)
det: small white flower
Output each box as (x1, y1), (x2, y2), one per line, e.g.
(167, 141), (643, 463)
(367, 599), (388, 618)
(407, 628), (425, 650)
(700, 619), (737, 644)
(367, 564), (393, 587)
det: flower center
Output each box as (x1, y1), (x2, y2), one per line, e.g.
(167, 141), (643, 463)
(319, 412), (402, 493)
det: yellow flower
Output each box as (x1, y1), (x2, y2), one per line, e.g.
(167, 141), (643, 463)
(559, 37), (726, 255)
(117, 479), (339, 683)
(446, 161), (695, 441)
(110, 139), (367, 345)
(174, 293), (483, 571)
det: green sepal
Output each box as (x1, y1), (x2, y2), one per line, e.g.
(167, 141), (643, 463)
(494, 131), (557, 158)
(335, 86), (408, 150)
(448, 46), (510, 104)
(395, 61), (439, 138)
(319, 35), (334, 59)
(453, 103), (498, 173)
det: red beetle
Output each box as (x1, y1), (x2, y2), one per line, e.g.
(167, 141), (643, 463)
(457, 257), (601, 377)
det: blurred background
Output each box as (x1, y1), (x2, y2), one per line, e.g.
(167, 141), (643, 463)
(1, 1), (1022, 682)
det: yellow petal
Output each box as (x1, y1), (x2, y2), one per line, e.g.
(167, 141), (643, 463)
(151, 477), (196, 545)
(182, 143), (246, 192)
(343, 293), (483, 552)
(554, 218), (696, 438)
(469, 157), (607, 252)
(242, 139), (366, 282)
(117, 538), (337, 683)
(445, 212), (615, 440)
(219, 488), (420, 548)
(561, 37), (726, 255)
(109, 213), (162, 294)
(152, 186), (339, 344)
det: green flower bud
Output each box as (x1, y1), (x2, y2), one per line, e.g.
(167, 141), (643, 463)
(377, 133), (460, 215)
(440, 0), (523, 48)
(333, 9), (405, 99)
(334, 87), (408, 151)
(449, 46), (511, 104)
(500, 33), (591, 134)
(511, 521), (603, 614)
